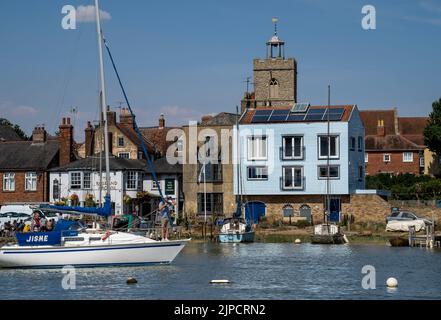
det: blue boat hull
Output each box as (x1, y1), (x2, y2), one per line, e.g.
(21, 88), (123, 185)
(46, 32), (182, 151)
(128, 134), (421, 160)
(218, 231), (255, 243)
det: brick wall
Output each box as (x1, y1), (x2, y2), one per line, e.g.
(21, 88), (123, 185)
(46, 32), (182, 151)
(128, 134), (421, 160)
(0, 171), (48, 205)
(365, 151), (420, 175)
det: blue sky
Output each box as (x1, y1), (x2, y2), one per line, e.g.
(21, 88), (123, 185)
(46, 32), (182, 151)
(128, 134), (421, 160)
(1, 0), (440, 140)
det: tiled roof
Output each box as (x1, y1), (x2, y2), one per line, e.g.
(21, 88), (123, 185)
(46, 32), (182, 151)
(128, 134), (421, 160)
(140, 126), (180, 156)
(0, 126), (22, 142)
(360, 110), (397, 135)
(201, 112), (238, 126)
(116, 124), (157, 155)
(0, 141), (59, 170)
(240, 105), (354, 124)
(365, 135), (423, 151)
(398, 117), (428, 147)
(50, 155), (181, 174)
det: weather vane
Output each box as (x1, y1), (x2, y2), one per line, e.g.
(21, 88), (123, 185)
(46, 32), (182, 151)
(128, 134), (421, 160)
(272, 17), (279, 36)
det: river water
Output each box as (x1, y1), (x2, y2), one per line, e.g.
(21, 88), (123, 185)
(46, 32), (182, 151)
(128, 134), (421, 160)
(0, 243), (440, 300)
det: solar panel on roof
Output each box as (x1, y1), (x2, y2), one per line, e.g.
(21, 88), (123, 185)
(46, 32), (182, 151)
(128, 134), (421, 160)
(254, 110), (273, 116)
(304, 108), (326, 121)
(323, 108), (345, 121)
(291, 103), (310, 113)
(269, 110), (289, 121)
(251, 115), (270, 123)
(287, 114), (306, 121)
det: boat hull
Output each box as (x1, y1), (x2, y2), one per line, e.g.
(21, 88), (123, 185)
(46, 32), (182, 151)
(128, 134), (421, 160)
(310, 234), (346, 245)
(0, 240), (189, 269)
(219, 231), (255, 243)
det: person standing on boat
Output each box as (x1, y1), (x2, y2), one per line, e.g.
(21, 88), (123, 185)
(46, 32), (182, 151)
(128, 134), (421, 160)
(30, 211), (41, 232)
(159, 197), (175, 241)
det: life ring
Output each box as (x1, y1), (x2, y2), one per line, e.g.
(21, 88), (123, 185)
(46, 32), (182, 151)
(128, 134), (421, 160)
(102, 231), (112, 241)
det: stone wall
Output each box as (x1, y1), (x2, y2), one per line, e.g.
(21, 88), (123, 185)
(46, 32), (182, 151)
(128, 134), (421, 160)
(253, 58), (297, 105)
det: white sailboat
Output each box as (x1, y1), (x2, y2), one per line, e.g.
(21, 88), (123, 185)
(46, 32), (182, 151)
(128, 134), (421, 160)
(310, 86), (347, 245)
(0, 0), (189, 268)
(218, 107), (255, 243)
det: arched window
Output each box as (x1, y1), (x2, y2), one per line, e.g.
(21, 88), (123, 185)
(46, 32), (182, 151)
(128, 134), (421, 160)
(282, 204), (294, 217)
(269, 78), (279, 99)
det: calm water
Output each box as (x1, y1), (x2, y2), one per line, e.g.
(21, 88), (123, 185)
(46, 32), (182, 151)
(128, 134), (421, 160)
(0, 243), (440, 300)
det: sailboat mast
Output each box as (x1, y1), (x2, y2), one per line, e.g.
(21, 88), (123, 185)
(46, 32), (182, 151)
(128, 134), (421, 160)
(326, 85), (331, 224)
(236, 106), (243, 216)
(95, 0), (111, 198)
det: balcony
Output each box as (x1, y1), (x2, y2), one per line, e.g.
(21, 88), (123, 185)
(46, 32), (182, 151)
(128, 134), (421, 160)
(280, 176), (306, 191)
(279, 146), (305, 161)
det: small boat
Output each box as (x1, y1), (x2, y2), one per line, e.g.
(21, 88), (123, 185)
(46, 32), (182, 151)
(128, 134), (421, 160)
(218, 218), (255, 243)
(218, 107), (255, 243)
(0, 220), (189, 269)
(311, 223), (346, 244)
(389, 236), (409, 247)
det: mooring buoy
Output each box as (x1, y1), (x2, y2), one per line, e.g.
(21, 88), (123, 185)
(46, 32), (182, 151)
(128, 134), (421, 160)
(294, 239), (302, 244)
(386, 277), (398, 288)
(210, 279), (230, 284)
(127, 277), (138, 284)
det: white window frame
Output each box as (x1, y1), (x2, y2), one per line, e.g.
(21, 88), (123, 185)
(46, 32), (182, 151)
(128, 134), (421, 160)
(25, 172), (37, 191)
(3, 173), (15, 191)
(118, 152), (130, 159)
(282, 136), (303, 160)
(152, 180), (159, 190)
(318, 135), (340, 159)
(403, 152), (413, 163)
(247, 136), (267, 161)
(69, 172), (82, 189)
(247, 166), (268, 180)
(383, 154), (391, 162)
(83, 172), (92, 190)
(317, 165), (340, 180)
(282, 166), (304, 190)
(126, 171), (139, 190)
(420, 156), (425, 167)
(365, 153), (369, 163)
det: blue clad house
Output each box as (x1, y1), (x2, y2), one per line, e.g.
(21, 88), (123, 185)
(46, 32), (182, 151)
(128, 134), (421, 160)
(233, 104), (365, 224)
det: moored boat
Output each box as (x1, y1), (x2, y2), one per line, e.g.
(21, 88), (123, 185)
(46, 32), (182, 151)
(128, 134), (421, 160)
(218, 218), (255, 243)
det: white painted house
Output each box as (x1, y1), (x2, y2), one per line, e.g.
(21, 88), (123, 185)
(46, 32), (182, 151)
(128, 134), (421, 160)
(49, 156), (181, 217)
(233, 105), (365, 223)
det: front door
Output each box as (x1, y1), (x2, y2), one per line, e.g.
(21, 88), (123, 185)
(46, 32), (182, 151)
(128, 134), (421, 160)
(245, 202), (266, 224)
(329, 198), (341, 222)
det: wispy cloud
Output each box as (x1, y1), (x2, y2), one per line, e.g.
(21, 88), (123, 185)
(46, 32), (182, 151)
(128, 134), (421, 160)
(420, 0), (441, 13)
(0, 102), (38, 117)
(76, 5), (111, 23)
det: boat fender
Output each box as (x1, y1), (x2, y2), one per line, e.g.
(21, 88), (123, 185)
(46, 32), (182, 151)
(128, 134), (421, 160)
(102, 231), (112, 241)
(343, 235), (349, 244)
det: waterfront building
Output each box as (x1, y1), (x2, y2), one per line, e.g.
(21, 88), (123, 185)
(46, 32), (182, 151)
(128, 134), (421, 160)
(359, 109), (435, 176)
(49, 156), (181, 217)
(181, 113), (237, 221)
(0, 118), (76, 206)
(234, 104), (365, 224)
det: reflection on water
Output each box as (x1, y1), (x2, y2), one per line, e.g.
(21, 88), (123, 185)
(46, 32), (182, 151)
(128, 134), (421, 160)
(0, 243), (440, 300)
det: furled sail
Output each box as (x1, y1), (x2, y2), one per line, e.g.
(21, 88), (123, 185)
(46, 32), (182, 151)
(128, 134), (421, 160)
(40, 195), (112, 217)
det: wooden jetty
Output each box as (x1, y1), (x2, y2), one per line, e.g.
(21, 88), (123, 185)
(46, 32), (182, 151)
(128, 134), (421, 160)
(408, 225), (441, 248)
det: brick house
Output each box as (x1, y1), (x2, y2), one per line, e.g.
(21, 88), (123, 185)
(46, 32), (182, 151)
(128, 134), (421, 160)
(360, 109), (425, 176)
(0, 118), (75, 206)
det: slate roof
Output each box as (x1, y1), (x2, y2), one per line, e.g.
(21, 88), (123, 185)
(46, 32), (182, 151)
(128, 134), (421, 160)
(0, 126), (22, 142)
(50, 155), (181, 174)
(200, 112), (238, 126)
(0, 141), (59, 171)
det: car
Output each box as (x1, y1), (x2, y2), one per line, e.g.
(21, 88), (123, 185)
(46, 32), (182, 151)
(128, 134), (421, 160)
(386, 210), (433, 225)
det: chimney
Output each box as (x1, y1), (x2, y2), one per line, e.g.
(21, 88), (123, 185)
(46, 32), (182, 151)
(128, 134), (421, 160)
(377, 119), (385, 136)
(393, 107), (399, 134)
(159, 114), (165, 129)
(106, 106), (117, 126)
(119, 107), (135, 128)
(32, 126), (47, 144)
(85, 121), (95, 157)
(59, 117), (74, 166)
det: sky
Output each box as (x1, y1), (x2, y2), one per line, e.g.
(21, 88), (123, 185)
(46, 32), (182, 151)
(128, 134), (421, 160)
(0, 0), (440, 140)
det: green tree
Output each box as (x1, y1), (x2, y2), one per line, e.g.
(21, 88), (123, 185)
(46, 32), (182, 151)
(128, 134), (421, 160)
(424, 98), (441, 155)
(0, 118), (29, 140)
